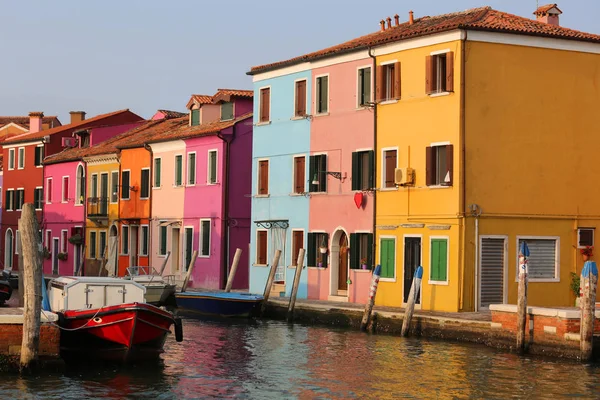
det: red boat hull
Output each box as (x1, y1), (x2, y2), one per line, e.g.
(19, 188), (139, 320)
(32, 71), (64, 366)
(59, 302), (176, 362)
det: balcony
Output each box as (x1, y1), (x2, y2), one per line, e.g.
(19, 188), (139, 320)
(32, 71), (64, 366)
(87, 197), (109, 220)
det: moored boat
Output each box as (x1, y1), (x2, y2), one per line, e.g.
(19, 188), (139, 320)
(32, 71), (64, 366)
(0, 278), (12, 305)
(175, 291), (264, 318)
(125, 266), (176, 306)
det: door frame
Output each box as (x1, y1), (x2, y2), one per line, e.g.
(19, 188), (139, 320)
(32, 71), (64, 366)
(52, 237), (60, 275)
(171, 227), (181, 275)
(129, 225), (139, 268)
(330, 227), (349, 296)
(478, 235), (508, 310)
(402, 234), (422, 307)
(183, 226), (194, 272)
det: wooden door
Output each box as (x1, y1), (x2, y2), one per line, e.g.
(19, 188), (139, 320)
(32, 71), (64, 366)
(338, 233), (348, 291)
(403, 237), (421, 304)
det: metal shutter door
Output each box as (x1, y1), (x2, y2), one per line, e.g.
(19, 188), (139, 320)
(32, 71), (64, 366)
(480, 238), (505, 308)
(521, 239), (556, 279)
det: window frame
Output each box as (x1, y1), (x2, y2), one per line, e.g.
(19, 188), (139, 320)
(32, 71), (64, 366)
(426, 49), (454, 96)
(381, 147), (399, 190)
(292, 155), (306, 194)
(34, 187), (43, 210)
(174, 154), (183, 187)
(351, 149), (374, 191)
(255, 229), (268, 266)
(199, 219), (211, 258)
(121, 225), (130, 256)
(90, 173), (99, 199)
(140, 168), (150, 199)
(191, 108), (200, 126)
(309, 153), (327, 193)
(357, 65), (372, 107)
(17, 147), (25, 170)
(34, 145), (44, 167)
(8, 148), (15, 170)
(515, 236), (560, 283)
(110, 170), (119, 203)
(75, 164), (85, 205)
(16, 188), (24, 211)
(294, 79), (307, 117)
(426, 142), (453, 187)
(89, 230), (97, 259)
(207, 149), (218, 185)
(99, 230), (107, 260)
(315, 74), (329, 115)
(5, 189), (14, 211)
(121, 170), (131, 200)
(45, 230), (51, 249)
(429, 236), (450, 285)
(577, 228), (595, 249)
(61, 230), (68, 254)
(62, 176), (70, 203)
(379, 235), (397, 282)
(140, 225), (149, 256)
(153, 158), (162, 188)
(220, 101), (235, 121)
(257, 158), (269, 196)
(186, 152), (196, 186)
(258, 86), (271, 123)
(158, 222), (168, 257)
(291, 229), (304, 267)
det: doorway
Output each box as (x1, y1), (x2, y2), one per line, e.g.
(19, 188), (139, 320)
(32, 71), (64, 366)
(4, 229), (13, 270)
(479, 237), (507, 309)
(172, 227), (180, 273)
(52, 238), (59, 275)
(129, 226), (139, 267)
(184, 227), (193, 272)
(338, 232), (349, 293)
(403, 237), (421, 304)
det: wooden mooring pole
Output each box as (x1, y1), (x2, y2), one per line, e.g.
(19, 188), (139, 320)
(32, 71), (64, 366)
(287, 249), (306, 322)
(360, 265), (382, 332)
(516, 242), (529, 354)
(181, 250), (198, 293)
(580, 260), (598, 362)
(260, 249), (281, 316)
(19, 203), (43, 373)
(401, 265), (423, 337)
(224, 248), (242, 293)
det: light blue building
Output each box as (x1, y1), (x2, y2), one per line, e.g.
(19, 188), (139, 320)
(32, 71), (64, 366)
(247, 68), (311, 298)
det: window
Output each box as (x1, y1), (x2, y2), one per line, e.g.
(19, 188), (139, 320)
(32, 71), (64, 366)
(61, 230), (68, 253)
(307, 233), (329, 267)
(46, 178), (53, 204)
(291, 230), (304, 266)
(89, 231), (97, 259)
(200, 219), (211, 257)
(175, 155), (183, 186)
(378, 62), (400, 101)
(153, 158), (161, 188)
(99, 231), (107, 259)
(208, 151), (217, 184)
(380, 238), (396, 279)
(140, 168), (150, 198)
(17, 147), (25, 169)
(110, 171), (118, 203)
(295, 80), (307, 117)
(351, 150), (374, 191)
(256, 230), (268, 265)
(517, 238), (558, 281)
(5, 189), (14, 211)
(79, 132), (90, 148)
(430, 238), (448, 282)
(121, 225), (129, 255)
(578, 228), (594, 248)
(350, 233), (373, 269)
(91, 174), (98, 198)
(15, 189), (24, 210)
(8, 148), (15, 170)
(121, 171), (130, 199)
(191, 109), (200, 126)
(140, 226), (149, 256)
(293, 156), (305, 194)
(309, 154), (327, 193)
(316, 75), (329, 114)
(62, 177), (69, 203)
(259, 88), (270, 123)
(187, 153), (196, 185)
(426, 52), (454, 94)
(258, 160), (269, 195)
(383, 149), (398, 188)
(426, 145), (453, 186)
(159, 224), (167, 256)
(76, 165), (85, 204)
(34, 188), (43, 210)
(35, 146), (44, 167)
(45, 230), (51, 249)
(15, 230), (20, 255)
(221, 102), (234, 121)
(358, 67), (372, 106)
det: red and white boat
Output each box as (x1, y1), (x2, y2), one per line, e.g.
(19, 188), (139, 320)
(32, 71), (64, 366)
(48, 276), (182, 363)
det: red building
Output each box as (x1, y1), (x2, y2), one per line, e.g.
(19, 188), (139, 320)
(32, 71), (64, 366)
(1, 109), (143, 271)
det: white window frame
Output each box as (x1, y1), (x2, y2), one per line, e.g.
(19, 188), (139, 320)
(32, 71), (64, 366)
(379, 235), (397, 282)
(120, 170), (130, 200)
(183, 226), (195, 267)
(16, 188), (24, 211)
(8, 148), (15, 170)
(515, 236), (560, 283)
(258, 85), (271, 124)
(153, 157), (162, 189)
(15, 230), (20, 255)
(174, 154), (183, 187)
(380, 146), (399, 190)
(34, 187), (43, 210)
(220, 101), (235, 121)
(290, 229), (305, 267)
(256, 158), (269, 196)
(478, 235), (509, 308)
(292, 155), (306, 194)
(158, 221), (168, 257)
(110, 170), (119, 203)
(121, 225), (130, 256)
(186, 152), (197, 186)
(99, 230), (107, 259)
(255, 229), (269, 266)
(429, 49), (451, 96)
(139, 224), (149, 256)
(140, 167), (151, 199)
(293, 78), (308, 118)
(61, 230), (68, 253)
(207, 149), (218, 185)
(62, 175), (70, 203)
(356, 65), (373, 108)
(577, 228), (595, 249)
(314, 73), (330, 115)
(380, 60), (398, 103)
(199, 219), (211, 258)
(17, 147), (25, 170)
(89, 230), (97, 259)
(429, 236), (450, 285)
(75, 163), (85, 205)
(35, 145), (44, 168)
(428, 141), (451, 187)
(5, 189), (14, 211)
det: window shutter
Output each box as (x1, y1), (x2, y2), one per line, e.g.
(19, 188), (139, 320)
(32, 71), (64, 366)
(260, 89), (270, 122)
(307, 233), (316, 266)
(296, 81), (306, 116)
(363, 68), (371, 104)
(367, 150), (374, 189)
(349, 233), (358, 269)
(394, 62), (401, 100)
(445, 52), (454, 92)
(319, 155), (327, 192)
(351, 152), (359, 191)
(426, 146), (434, 186)
(376, 65), (384, 102)
(425, 56), (434, 94)
(258, 231), (267, 265)
(322, 233), (329, 267)
(445, 144), (454, 186)
(431, 239), (440, 281)
(191, 109), (200, 126)
(294, 157), (305, 193)
(366, 233), (374, 269)
(308, 156), (316, 192)
(385, 150), (397, 187)
(259, 161), (269, 194)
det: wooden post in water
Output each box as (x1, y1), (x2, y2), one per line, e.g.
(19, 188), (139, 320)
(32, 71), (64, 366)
(287, 249), (306, 322)
(260, 250), (281, 316)
(360, 265), (382, 332)
(401, 265), (423, 337)
(224, 248), (243, 293)
(19, 204), (42, 373)
(516, 242), (529, 354)
(18, 250), (24, 307)
(580, 260), (598, 361)
(180, 250), (198, 293)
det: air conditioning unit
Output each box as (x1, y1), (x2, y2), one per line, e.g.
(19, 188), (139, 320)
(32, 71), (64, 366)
(61, 137), (78, 148)
(394, 167), (415, 186)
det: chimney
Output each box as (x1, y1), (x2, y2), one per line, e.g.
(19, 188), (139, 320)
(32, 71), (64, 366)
(394, 14), (399, 26)
(28, 112), (44, 134)
(533, 4), (562, 26)
(380, 19), (385, 31)
(386, 17), (392, 29)
(69, 111), (86, 124)
(409, 10), (414, 25)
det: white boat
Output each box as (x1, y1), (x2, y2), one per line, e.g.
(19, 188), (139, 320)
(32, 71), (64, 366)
(125, 266), (176, 306)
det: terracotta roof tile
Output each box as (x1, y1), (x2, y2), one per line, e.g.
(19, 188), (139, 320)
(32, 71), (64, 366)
(0, 115), (61, 129)
(115, 117), (189, 149)
(186, 95), (213, 109)
(249, 6), (600, 74)
(534, 4), (562, 15)
(156, 110), (187, 119)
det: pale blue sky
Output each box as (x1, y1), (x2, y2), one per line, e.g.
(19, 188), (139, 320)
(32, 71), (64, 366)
(0, 1), (596, 122)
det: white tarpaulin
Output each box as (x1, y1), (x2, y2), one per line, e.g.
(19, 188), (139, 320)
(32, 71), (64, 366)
(105, 236), (118, 277)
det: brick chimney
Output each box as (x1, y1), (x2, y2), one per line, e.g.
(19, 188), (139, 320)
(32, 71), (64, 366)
(69, 111), (86, 124)
(380, 19), (385, 31)
(409, 10), (414, 25)
(386, 16), (392, 29)
(533, 4), (562, 26)
(394, 14), (399, 26)
(28, 112), (44, 133)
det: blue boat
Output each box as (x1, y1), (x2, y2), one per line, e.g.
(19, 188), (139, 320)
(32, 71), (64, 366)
(174, 291), (264, 318)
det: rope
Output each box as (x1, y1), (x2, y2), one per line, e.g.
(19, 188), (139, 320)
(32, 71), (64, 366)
(41, 307), (104, 331)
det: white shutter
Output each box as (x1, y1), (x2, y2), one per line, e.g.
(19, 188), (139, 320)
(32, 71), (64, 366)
(520, 239), (557, 280)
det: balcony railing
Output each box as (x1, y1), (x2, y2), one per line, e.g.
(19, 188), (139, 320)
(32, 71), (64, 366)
(87, 197), (108, 218)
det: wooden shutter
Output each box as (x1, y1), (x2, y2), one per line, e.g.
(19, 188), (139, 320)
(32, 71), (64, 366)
(367, 150), (374, 189)
(308, 156), (316, 192)
(425, 146), (434, 186)
(376, 65), (384, 102)
(431, 239), (448, 281)
(257, 231), (267, 265)
(260, 88), (270, 122)
(366, 233), (374, 269)
(445, 144), (454, 186)
(351, 152), (359, 191)
(292, 231), (303, 266)
(307, 233), (316, 266)
(319, 155), (327, 192)
(259, 160), (269, 195)
(394, 62), (401, 100)
(445, 52), (454, 92)
(385, 150), (397, 188)
(425, 56), (434, 94)
(296, 81), (306, 116)
(349, 233), (358, 269)
(294, 156), (305, 193)
(191, 109), (200, 126)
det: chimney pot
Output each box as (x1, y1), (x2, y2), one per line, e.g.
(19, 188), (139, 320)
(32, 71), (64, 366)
(533, 4), (562, 26)
(386, 17), (392, 29)
(28, 111), (44, 134)
(394, 14), (399, 26)
(409, 10), (414, 25)
(69, 111), (86, 124)
(380, 19), (385, 31)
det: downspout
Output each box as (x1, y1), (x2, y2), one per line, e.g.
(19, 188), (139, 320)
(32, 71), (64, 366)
(369, 47), (377, 271)
(144, 143), (153, 269)
(459, 30), (468, 310)
(217, 125), (236, 290)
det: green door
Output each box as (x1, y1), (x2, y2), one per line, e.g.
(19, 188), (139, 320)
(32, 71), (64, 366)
(380, 238), (395, 279)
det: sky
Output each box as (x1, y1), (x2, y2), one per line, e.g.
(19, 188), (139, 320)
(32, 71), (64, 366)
(0, 0), (597, 122)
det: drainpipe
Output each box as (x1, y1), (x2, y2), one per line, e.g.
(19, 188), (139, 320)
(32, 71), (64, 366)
(217, 124), (236, 290)
(144, 143), (153, 270)
(474, 215), (479, 312)
(459, 31), (468, 310)
(368, 46), (377, 271)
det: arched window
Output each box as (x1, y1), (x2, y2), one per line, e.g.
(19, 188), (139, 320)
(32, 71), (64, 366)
(4, 229), (13, 270)
(76, 165), (85, 205)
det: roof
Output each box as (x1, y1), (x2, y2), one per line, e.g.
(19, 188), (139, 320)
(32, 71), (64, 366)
(186, 95), (213, 109)
(3, 109), (138, 145)
(0, 115), (61, 129)
(115, 117), (190, 149)
(249, 6), (600, 75)
(534, 4), (562, 15)
(186, 90), (253, 109)
(156, 110), (187, 119)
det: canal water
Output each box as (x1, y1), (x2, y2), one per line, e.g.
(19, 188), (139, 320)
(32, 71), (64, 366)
(3, 317), (600, 399)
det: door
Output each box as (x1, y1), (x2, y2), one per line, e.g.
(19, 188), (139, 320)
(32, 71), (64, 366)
(172, 228), (180, 272)
(4, 230), (13, 270)
(184, 227), (193, 271)
(74, 244), (81, 274)
(129, 226), (138, 267)
(338, 232), (349, 291)
(100, 173), (109, 215)
(52, 238), (59, 275)
(480, 237), (506, 308)
(404, 237), (421, 304)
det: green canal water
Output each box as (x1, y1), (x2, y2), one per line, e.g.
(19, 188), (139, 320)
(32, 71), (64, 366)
(2, 317), (600, 399)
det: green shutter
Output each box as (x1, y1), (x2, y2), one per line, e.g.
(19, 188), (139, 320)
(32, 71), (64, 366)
(366, 233), (374, 269)
(349, 233), (358, 269)
(431, 239), (448, 281)
(364, 68), (371, 104)
(319, 155), (327, 192)
(307, 233), (315, 266)
(175, 156), (182, 185)
(380, 239), (395, 278)
(367, 150), (374, 189)
(322, 233), (329, 267)
(351, 152), (359, 191)
(191, 109), (200, 126)
(308, 156), (316, 192)
(154, 158), (161, 187)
